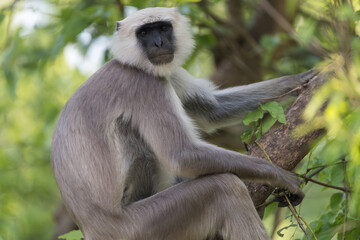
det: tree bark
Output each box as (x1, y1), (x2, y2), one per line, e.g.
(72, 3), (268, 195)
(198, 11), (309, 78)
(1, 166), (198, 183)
(245, 73), (326, 208)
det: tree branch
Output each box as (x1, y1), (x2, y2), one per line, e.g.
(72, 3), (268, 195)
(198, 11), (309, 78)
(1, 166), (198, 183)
(301, 176), (352, 193)
(245, 73), (327, 208)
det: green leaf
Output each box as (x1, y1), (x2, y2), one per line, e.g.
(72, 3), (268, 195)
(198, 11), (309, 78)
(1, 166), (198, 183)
(261, 116), (277, 133)
(241, 128), (254, 144)
(58, 230), (84, 240)
(330, 165), (344, 186)
(343, 227), (360, 240)
(255, 128), (262, 139)
(242, 107), (264, 126)
(261, 102), (286, 124)
(330, 193), (344, 210)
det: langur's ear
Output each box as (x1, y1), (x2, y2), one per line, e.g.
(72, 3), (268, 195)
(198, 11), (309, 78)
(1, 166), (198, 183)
(116, 21), (122, 31)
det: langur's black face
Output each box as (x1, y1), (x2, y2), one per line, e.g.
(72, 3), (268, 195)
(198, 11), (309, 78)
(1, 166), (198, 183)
(136, 21), (175, 65)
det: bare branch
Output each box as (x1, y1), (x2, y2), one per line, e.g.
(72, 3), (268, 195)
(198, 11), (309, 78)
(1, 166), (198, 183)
(301, 176), (352, 193)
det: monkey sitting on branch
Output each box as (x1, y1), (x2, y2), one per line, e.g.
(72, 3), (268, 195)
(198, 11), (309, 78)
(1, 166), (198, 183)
(52, 7), (314, 240)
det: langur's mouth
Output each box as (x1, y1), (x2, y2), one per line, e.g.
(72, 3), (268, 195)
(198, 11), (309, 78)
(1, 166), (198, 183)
(149, 53), (174, 65)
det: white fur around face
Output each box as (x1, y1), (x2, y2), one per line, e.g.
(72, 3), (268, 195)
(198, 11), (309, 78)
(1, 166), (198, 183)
(111, 7), (195, 77)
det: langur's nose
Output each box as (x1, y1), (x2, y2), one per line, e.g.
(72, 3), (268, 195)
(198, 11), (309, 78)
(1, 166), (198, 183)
(154, 38), (163, 48)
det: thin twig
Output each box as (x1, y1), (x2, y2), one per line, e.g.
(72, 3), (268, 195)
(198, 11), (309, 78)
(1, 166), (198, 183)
(301, 176), (352, 193)
(299, 166), (325, 184)
(260, 85), (303, 101)
(342, 158), (348, 240)
(305, 161), (348, 172)
(305, 152), (312, 174)
(298, 215), (317, 240)
(284, 195), (312, 240)
(300, 164), (351, 193)
(255, 141), (272, 163)
(258, 167), (324, 209)
(289, 223), (299, 240)
(260, 80), (312, 101)
(255, 196), (277, 209)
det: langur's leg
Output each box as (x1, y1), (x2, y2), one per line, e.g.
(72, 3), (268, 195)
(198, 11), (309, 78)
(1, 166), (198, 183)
(110, 173), (270, 240)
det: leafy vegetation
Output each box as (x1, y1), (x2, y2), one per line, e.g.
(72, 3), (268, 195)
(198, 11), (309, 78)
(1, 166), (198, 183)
(59, 230), (84, 240)
(0, 0), (359, 239)
(241, 101), (286, 144)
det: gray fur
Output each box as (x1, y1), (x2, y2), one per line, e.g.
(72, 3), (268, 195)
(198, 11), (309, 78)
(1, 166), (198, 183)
(51, 8), (312, 240)
(52, 59), (308, 240)
(170, 69), (315, 132)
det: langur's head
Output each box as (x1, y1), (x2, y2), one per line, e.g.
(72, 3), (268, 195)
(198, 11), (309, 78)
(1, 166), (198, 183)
(111, 7), (194, 77)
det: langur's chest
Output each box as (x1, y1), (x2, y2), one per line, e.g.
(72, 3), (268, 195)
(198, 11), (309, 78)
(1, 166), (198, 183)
(116, 117), (175, 204)
(122, 156), (175, 205)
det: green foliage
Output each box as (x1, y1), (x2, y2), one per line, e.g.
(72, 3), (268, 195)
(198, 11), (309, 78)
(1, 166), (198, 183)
(241, 101), (286, 143)
(58, 229), (131, 240)
(260, 102), (287, 124)
(242, 107), (264, 126)
(249, 1), (360, 238)
(59, 230), (84, 240)
(302, 30), (360, 216)
(301, 192), (360, 240)
(272, 1), (360, 239)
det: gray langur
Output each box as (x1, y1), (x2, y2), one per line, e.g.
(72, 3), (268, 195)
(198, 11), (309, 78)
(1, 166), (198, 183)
(51, 7), (313, 240)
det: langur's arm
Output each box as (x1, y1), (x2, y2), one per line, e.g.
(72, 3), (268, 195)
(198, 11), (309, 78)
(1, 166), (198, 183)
(169, 68), (315, 132)
(131, 78), (304, 199)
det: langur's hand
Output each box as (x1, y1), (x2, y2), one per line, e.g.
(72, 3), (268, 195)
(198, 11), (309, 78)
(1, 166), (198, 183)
(274, 169), (305, 207)
(294, 68), (317, 85)
(273, 188), (304, 207)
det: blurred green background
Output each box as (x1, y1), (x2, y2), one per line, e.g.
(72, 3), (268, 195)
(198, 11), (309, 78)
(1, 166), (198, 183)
(1, 0), (360, 239)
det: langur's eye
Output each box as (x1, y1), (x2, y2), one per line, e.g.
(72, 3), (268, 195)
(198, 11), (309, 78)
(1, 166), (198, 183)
(141, 31), (147, 37)
(161, 25), (168, 31)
